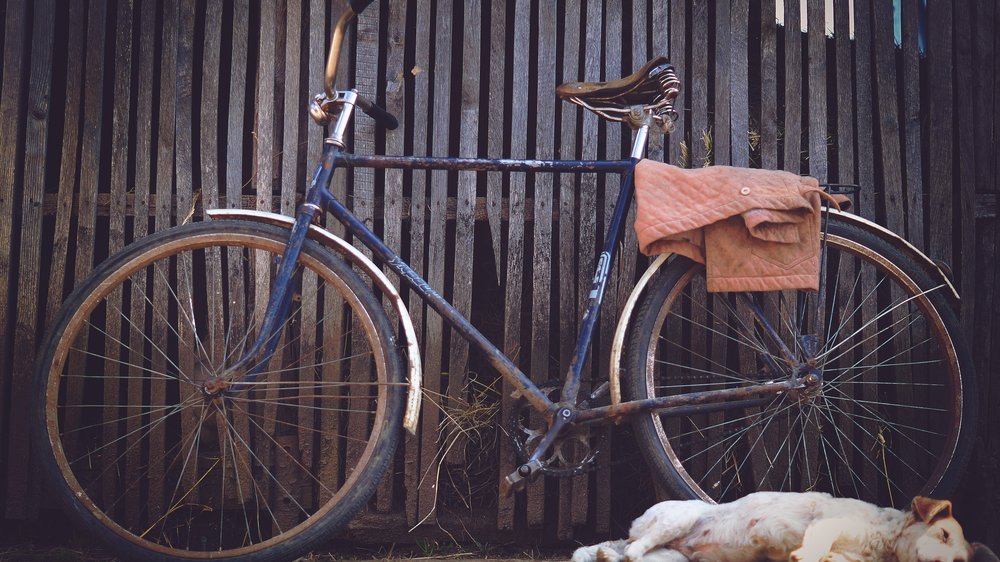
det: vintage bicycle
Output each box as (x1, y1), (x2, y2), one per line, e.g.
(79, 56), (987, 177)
(32, 1), (977, 560)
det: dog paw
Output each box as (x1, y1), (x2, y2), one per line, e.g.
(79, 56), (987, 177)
(789, 549), (821, 562)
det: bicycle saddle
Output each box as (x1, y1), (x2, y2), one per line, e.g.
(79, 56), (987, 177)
(556, 56), (681, 132)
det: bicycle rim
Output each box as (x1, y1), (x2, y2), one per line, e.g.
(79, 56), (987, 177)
(634, 230), (968, 508)
(36, 224), (402, 559)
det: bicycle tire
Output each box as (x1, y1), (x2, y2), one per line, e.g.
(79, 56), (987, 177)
(624, 217), (977, 508)
(32, 220), (405, 561)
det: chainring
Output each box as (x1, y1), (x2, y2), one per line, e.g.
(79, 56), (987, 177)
(509, 382), (599, 478)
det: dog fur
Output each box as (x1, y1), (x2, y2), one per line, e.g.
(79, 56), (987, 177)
(571, 492), (972, 562)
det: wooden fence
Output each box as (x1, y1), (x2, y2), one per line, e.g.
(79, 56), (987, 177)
(0, 0), (997, 548)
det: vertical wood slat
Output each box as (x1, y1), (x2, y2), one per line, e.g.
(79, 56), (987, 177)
(7, 0), (54, 520)
(729, 0), (748, 169)
(669, 0), (686, 167)
(99, 0), (132, 513)
(175, 0), (205, 509)
(383, 0), (418, 528)
(927, 0), (953, 266)
(872, 0), (903, 234)
(526, 0), (557, 531)
(714, 0), (731, 167)
(782, 0), (801, 174)
(851, 0), (880, 490)
(901, 0), (924, 250)
(445, 0), (481, 470)
(806, 0), (827, 182)
(594, 0), (622, 535)
(0, 2), (27, 463)
(558, 0), (586, 534)
(408, 0), (431, 528)
(575, 0), (602, 523)
(58, 0), (108, 514)
(124, 0), (157, 524)
(487, 1), (511, 525)
(499, 0), (531, 531)
(760, 0), (777, 170)
(149, 0), (178, 520)
(953, 0), (977, 335)
(417, 0), (453, 523)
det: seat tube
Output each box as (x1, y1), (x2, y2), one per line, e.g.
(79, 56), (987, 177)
(560, 126), (648, 405)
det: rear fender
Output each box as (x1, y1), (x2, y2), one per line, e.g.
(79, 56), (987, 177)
(206, 209), (422, 435)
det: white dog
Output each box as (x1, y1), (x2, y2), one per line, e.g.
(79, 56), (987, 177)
(572, 492), (972, 562)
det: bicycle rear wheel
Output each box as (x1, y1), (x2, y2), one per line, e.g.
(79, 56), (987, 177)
(625, 218), (976, 508)
(33, 221), (404, 561)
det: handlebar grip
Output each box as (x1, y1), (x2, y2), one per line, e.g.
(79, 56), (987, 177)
(360, 100), (399, 130)
(349, 0), (375, 15)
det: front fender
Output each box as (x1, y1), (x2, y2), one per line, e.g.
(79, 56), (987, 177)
(607, 209), (958, 407)
(206, 209), (422, 435)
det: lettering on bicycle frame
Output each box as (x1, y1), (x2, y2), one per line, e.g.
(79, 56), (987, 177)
(588, 251), (612, 302)
(388, 254), (443, 300)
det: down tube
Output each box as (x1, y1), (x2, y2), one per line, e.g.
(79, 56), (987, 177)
(318, 186), (557, 415)
(560, 158), (639, 405)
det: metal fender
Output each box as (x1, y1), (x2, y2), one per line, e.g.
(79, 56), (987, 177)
(826, 208), (959, 303)
(608, 209), (959, 407)
(206, 209), (422, 435)
(609, 253), (669, 406)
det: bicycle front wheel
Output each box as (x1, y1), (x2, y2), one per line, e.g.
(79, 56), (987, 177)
(33, 221), (404, 561)
(625, 218), (976, 508)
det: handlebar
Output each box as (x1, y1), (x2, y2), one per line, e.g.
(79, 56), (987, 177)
(320, 4), (398, 132)
(356, 95), (399, 130)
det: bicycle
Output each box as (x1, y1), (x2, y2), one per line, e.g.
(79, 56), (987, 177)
(31, 1), (977, 560)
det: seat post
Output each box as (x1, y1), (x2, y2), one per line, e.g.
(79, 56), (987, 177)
(630, 123), (650, 160)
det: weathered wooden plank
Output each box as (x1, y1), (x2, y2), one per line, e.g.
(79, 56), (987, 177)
(353, 0), (388, 511)
(149, 0), (178, 520)
(485, 0), (507, 278)
(594, 0), (623, 534)
(0, 0), (23, 484)
(383, 0), (416, 526)
(44, 0), (85, 325)
(760, 0), (778, 170)
(58, 0), (107, 509)
(714, 0), (731, 166)
(900, 0), (923, 249)
(852, 0), (879, 490)
(834, 0), (854, 187)
(558, 0), (586, 533)
(446, 0), (481, 470)
(872, 0), (903, 234)
(416, 0), (452, 524)
(120, 0), (157, 525)
(926, 0), (953, 266)
(807, 0), (827, 181)
(97, 0), (133, 514)
(691, 0), (708, 169)
(280, 0), (301, 217)
(648, 0), (668, 164)
(572, 0), (602, 530)
(526, 0), (557, 531)
(669, 0), (686, 166)
(409, 0), (432, 527)
(782, 0), (801, 173)
(730, 0), (749, 169)
(499, 0), (531, 531)
(954, 0), (977, 334)
(6, 0), (53, 519)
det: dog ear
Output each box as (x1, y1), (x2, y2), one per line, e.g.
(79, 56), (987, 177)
(911, 497), (953, 524)
(972, 543), (1000, 562)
